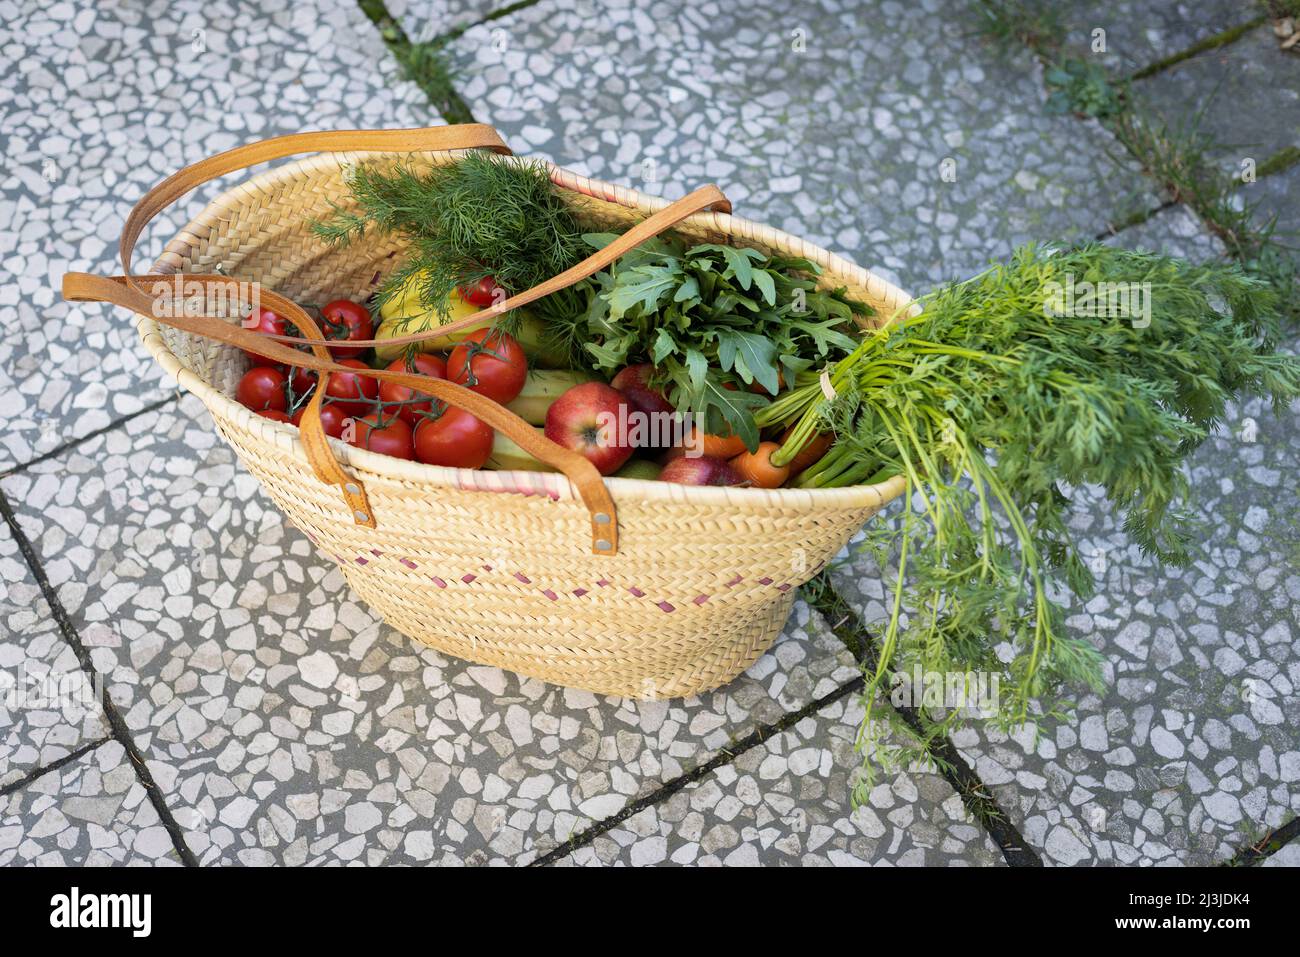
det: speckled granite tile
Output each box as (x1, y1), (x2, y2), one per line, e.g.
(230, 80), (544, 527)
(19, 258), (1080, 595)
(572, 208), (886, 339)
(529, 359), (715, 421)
(1060, 0), (1257, 73)
(1261, 839), (1300, 867)
(442, 0), (1157, 296)
(0, 739), (182, 866)
(0, 514), (110, 789)
(0, 394), (864, 865)
(387, 0), (501, 41)
(1102, 204), (1227, 261)
(1240, 165), (1300, 246)
(0, 0), (430, 472)
(565, 684), (1006, 866)
(1132, 25), (1300, 177)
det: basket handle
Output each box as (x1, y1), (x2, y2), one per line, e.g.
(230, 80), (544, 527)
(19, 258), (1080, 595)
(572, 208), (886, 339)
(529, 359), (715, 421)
(63, 269), (634, 554)
(60, 124), (735, 557)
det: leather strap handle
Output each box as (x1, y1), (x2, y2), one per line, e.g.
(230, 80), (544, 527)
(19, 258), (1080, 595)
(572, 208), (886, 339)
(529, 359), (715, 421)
(63, 271), (628, 554)
(118, 125), (512, 282)
(62, 124), (735, 557)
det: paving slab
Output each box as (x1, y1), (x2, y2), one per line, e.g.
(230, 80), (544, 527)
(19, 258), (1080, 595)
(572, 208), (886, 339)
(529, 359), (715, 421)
(0, 0), (430, 473)
(1060, 0), (1257, 74)
(0, 394), (877, 865)
(832, 211), (1300, 865)
(387, 0), (501, 41)
(1132, 25), (1300, 177)
(0, 513), (110, 789)
(443, 0), (1157, 295)
(562, 686), (1005, 866)
(1101, 203), (1227, 261)
(1239, 166), (1300, 246)
(1262, 840), (1300, 867)
(0, 739), (183, 866)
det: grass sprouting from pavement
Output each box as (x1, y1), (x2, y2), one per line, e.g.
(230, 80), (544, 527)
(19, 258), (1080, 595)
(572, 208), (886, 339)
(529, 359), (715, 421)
(357, 0), (477, 124)
(973, 0), (1299, 323)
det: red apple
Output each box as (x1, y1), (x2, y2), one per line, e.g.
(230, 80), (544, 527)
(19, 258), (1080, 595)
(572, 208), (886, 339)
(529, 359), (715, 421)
(544, 382), (635, 475)
(658, 456), (742, 487)
(611, 363), (675, 448)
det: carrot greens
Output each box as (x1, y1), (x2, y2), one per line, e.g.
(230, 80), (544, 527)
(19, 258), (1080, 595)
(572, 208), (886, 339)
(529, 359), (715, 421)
(764, 245), (1300, 789)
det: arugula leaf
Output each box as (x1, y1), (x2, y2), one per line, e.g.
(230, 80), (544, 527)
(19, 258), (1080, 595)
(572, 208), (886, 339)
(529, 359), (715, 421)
(752, 268), (776, 306)
(716, 329), (781, 395)
(684, 347), (708, 393)
(566, 233), (870, 442)
(651, 327), (676, 364)
(607, 263), (681, 318)
(696, 377), (767, 450)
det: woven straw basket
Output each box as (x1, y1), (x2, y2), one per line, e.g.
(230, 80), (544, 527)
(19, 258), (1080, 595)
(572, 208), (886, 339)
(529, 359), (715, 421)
(66, 125), (912, 699)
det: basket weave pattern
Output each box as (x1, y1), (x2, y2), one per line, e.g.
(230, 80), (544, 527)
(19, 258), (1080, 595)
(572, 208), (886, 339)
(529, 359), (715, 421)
(140, 150), (910, 698)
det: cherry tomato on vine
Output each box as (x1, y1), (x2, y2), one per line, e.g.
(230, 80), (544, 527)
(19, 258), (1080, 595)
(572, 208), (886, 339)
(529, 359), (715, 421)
(379, 354), (447, 426)
(447, 329), (527, 404)
(237, 367), (288, 412)
(348, 414), (414, 460)
(288, 366), (317, 399)
(256, 409), (292, 423)
(323, 359), (379, 416)
(290, 402), (348, 439)
(320, 299), (374, 360)
(457, 276), (505, 307)
(242, 309), (288, 367)
(413, 408), (493, 469)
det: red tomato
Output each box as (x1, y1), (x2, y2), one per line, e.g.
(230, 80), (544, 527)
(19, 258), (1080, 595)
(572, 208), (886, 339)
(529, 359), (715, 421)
(378, 354), (447, 425)
(323, 359), (378, 416)
(348, 414), (414, 460)
(457, 276), (505, 307)
(256, 409), (292, 423)
(288, 366), (317, 399)
(290, 402), (348, 439)
(413, 408), (493, 469)
(447, 329), (527, 404)
(320, 300), (374, 360)
(237, 367), (288, 412)
(242, 309), (287, 367)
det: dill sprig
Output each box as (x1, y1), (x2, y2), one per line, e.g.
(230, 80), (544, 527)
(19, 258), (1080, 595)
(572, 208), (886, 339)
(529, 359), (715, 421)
(312, 152), (592, 344)
(770, 245), (1300, 790)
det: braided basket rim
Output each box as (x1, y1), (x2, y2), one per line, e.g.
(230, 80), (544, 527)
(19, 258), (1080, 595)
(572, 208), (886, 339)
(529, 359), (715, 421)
(139, 149), (911, 514)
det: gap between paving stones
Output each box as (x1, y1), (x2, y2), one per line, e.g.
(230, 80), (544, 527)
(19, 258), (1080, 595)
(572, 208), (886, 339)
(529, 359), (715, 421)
(1131, 15), (1270, 81)
(1226, 815), (1300, 866)
(530, 583), (1042, 867)
(0, 487), (199, 866)
(1087, 20), (1298, 240)
(0, 394), (179, 481)
(997, 2), (1298, 284)
(530, 669), (867, 866)
(358, 0), (540, 122)
(805, 580), (1043, 867)
(0, 737), (110, 798)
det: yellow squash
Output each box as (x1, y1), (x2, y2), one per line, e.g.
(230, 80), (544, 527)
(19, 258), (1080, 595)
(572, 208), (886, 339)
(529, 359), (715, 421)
(485, 428), (558, 472)
(504, 369), (597, 425)
(376, 272), (568, 366)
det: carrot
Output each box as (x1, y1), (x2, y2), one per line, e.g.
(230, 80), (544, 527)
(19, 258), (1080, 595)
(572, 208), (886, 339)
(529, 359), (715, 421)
(666, 426), (747, 461)
(779, 425), (833, 476)
(729, 441), (791, 489)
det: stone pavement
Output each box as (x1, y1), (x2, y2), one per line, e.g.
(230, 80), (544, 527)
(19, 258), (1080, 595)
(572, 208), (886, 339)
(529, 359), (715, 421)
(1, 0), (1297, 866)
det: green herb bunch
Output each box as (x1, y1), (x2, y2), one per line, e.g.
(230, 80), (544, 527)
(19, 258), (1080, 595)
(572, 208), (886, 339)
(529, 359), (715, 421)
(312, 152), (591, 334)
(566, 234), (868, 448)
(768, 245), (1300, 790)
